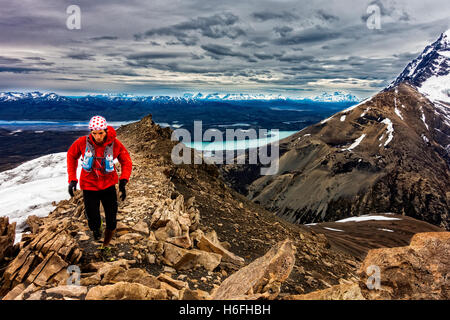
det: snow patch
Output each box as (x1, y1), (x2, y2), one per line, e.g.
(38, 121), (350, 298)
(340, 115), (346, 121)
(341, 133), (366, 151)
(394, 107), (404, 120)
(377, 228), (394, 232)
(381, 118), (394, 146)
(0, 152), (82, 243)
(336, 215), (401, 223)
(420, 107), (429, 130)
(323, 227), (345, 232)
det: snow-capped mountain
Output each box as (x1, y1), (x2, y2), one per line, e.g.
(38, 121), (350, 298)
(391, 30), (450, 103)
(221, 30), (450, 230)
(0, 90), (361, 104)
(0, 91), (66, 102)
(182, 92), (289, 101)
(310, 91), (361, 103)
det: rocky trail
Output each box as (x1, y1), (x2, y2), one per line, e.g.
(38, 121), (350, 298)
(0, 114), (448, 300)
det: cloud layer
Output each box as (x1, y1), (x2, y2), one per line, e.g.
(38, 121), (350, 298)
(0, 0), (448, 97)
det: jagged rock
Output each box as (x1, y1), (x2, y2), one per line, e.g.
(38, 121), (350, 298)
(131, 220), (149, 236)
(180, 288), (211, 300)
(211, 239), (296, 300)
(117, 232), (144, 242)
(1, 283), (27, 300)
(45, 285), (88, 298)
(159, 281), (180, 300)
(165, 233), (192, 249)
(0, 217), (16, 262)
(103, 268), (161, 289)
(6, 283), (39, 300)
(157, 273), (188, 290)
(30, 252), (68, 287)
(1, 225), (82, 295)
(25, 215), (42, 234)
(162, 242), (222, 271)
(358, 232), (450, 300)
(283, 282), (365, 300)
(154, 220), (182, 242)
(85, 282), (167, 300)
(197, 231), (244, 266)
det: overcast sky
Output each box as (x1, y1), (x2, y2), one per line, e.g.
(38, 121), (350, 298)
(0, 0), (448, 98)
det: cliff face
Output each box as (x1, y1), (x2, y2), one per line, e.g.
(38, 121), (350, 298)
(221, 84), (450, 229)
(220, 31), (450, 230)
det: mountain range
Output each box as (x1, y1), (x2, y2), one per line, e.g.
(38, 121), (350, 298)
(220, 30), (450, 230)
(0, 91), (360, 103)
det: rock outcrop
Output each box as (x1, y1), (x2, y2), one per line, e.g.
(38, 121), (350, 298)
(284, 231), (449, 300)
(358, 232), (450, 300)
(1, 114), (363, 300)
(211, 239), (296, 300)
(0, 217), (16, 263)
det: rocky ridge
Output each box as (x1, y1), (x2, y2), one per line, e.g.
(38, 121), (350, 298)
(0, 114), (448, 300)
(0, 114), (360, 300)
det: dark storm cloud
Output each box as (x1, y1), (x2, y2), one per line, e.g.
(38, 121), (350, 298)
(89, 36), (119, 41)
(134, 12), (245, 46)
(273, 27), (341, 45)
(277, 54), (317, 63)
(0, 66), (42, 73)
(273, 26), (293, 37)
(251, 10), (298, 22)
(253, 53), (275, 60)
(0, 0), (448, 96)
(0, 56), (22, 64)
(25, 57), (46, 61)
(126, 52), (190, 60)
(316, 9), (339, 23)
(65, 52), (96, 61)
(200, 44), (252, 61)
(240, 41), (266, 49)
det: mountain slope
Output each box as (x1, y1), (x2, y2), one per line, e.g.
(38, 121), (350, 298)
(220, 30), (450, 230)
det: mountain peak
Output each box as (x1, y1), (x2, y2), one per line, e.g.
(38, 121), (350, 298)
(390, 30), (450, 105)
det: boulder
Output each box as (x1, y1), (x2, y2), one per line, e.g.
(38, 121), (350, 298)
(162, 242), (222, 272)
(25, 215), (42, 234)
(283, 282), (365, 300)
(85, 282), (167, 300)
(357, 232), (450, 300)
(211, 239), (296, 300)
(131, 220), (149, 235)
(157, 273), (188, 290)
(45, 285), (88, 298)
(0, 217), (16, 262)
(180, 288), (211, 300)
(197, 232), (244, 266)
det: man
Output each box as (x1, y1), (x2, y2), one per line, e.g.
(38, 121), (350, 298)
(66, 115), (132, 255)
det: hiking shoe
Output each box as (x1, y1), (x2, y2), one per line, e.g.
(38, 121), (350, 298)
(93, 219), (104, 240)
(98, 245), (114, 261)
(93, 229), (102, 240)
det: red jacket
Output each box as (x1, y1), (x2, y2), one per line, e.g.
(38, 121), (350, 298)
(67, 125), (132, 191)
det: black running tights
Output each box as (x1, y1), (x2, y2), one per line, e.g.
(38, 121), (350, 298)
(82, 185), (118, 231)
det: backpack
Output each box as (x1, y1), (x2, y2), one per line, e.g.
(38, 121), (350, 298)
(81, 135), (115, 174)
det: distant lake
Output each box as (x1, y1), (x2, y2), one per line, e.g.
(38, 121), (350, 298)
(0, 120), (298, 152)
(183, 130), (298, 151)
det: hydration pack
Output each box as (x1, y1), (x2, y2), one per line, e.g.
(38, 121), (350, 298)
(81, 135), (115, 174)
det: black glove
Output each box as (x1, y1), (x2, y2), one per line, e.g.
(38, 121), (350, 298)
(119, 179), (127, 201)
(68, 180), (77, 197)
